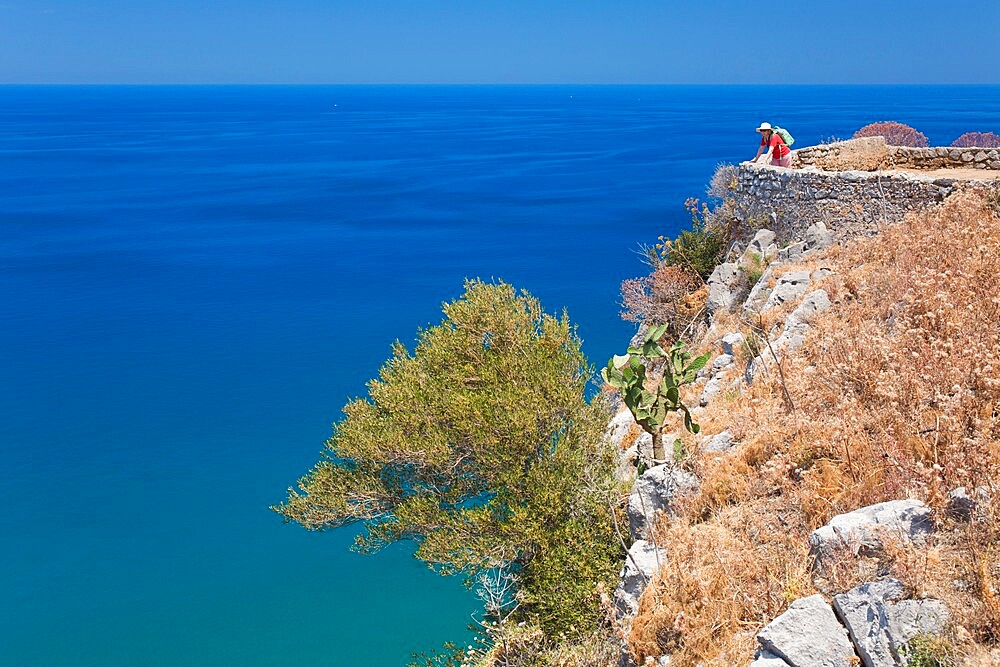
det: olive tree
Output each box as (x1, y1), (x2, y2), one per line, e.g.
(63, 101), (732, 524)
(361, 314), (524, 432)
(274, 279), (618, 635)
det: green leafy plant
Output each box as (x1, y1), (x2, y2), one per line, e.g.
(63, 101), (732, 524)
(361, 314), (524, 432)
(274, 279), (619, 641)
(602, 323), (710, 462)
(900, 633), (954, 667)
(742, 250), (765, 286)
(651, 198), (728, 280)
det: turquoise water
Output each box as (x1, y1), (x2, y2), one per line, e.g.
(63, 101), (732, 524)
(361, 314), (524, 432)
(2, 85), (999, 666)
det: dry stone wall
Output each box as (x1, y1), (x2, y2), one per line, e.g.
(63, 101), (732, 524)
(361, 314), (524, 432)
(731, 162), (960, 241)
(793, 136), (1000, 171)
(889, 145), (1000, 170)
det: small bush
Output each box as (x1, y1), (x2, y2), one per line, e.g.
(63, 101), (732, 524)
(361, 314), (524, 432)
(853, 121), (929, 147)
(620, 265), (702, 336)
(951, 131), (1000, 148)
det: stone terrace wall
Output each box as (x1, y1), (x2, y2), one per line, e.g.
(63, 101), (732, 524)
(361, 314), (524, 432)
(793, 136), (1000, 172)
(889, 145), (1000, 170)
(732, 162), (960, 242)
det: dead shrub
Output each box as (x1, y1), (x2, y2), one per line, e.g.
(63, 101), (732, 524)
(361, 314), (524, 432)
(627, 506), (813, 666)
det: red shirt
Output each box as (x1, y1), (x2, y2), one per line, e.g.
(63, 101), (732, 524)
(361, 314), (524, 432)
(761, 133), (790, 158)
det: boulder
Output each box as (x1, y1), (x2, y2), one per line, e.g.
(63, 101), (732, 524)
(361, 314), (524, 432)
(777, 241), (807, 263)
(712, 353), (735, 372)
(700, 375), (724, 406)
(707, 262), (744, 314)
(747, 229), (777, 258)
(804, 221), (834, 250)
(946, 486), (987, 521)
(762, 271), (812, 312)
(744, 266), (776, 313)
(614, 540), (665, 617)
(750, 652), (791, 667)
(833, 579), (949, 667)
(757, 594), (858, 667)
(721, 332), (745, 356)
(809, 500), (934, 562)
(773, 290), (831, 353)
(791, 289), (831, 324)
(702, 430), (734, 453)
(607, 409), (637, 450)
(627, 464), (699, 539)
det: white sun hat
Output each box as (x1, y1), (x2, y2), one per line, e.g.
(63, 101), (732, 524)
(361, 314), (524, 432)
(756, 122), (773, 132)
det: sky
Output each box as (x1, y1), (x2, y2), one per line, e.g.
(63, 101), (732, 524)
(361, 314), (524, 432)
(1, 0), (998, 84)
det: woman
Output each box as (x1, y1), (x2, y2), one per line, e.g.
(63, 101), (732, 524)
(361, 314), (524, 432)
(752, 122), (792, 167)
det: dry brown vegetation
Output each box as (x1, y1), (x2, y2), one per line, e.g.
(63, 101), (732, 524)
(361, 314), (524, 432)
(627, 191), (1000, 665)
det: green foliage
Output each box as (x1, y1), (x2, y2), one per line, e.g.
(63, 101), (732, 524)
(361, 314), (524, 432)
(601, 323), (709, 460)
(651, 198), (729, 280)
(408, 642), (465, 667)
(900, 633), (954, 667)
(274, 279), (619, 638)
(742, 251), (764, 286)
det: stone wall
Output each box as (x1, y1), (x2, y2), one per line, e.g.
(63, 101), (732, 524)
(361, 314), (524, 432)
(889, 145), (1000, 170)
(793, 136), (1000, 172)
(731, 162), (961, 242)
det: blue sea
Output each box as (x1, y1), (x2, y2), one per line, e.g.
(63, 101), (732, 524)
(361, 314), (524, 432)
(2, 85), (999, 666)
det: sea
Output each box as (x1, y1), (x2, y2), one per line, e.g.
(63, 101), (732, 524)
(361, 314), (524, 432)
(2, 85), (999, 666)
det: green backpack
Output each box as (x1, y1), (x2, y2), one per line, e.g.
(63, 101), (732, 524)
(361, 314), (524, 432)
(774, 126), (795, 147)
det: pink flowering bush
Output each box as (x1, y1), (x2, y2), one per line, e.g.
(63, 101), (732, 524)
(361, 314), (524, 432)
(853, 121), (929, 147)
(951, 131), (1000, 148)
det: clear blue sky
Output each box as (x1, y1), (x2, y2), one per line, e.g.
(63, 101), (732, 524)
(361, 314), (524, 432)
(2, 0), (998, 84)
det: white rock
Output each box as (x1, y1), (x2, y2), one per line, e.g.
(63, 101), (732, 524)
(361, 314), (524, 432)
(833, 579), (949, 667)
(757, 594), (858, 667)
(721, 332), (745, 356)
(627, 464), (699, 539)
(614, 540), (665, 617)
(712, 353), (735, 372)
(804, 221), (834, 250)
(762, 271), (812, 312)
(703, 430), (734, 453)
(809, 500), (933, 562)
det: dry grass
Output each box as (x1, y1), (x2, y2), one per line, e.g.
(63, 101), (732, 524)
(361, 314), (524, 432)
(628, 191), (1000, 665)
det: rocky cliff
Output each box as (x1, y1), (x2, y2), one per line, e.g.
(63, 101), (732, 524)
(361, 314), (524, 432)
(602, 152), (999, 666)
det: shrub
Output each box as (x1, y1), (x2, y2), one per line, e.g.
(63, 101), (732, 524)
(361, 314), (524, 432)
(951, 131), (1000, 148)
(274, 279), (620, 639)
(853, 121), (929, 147)
(620, 265), (702, 336)
(657, 198), (729, 280)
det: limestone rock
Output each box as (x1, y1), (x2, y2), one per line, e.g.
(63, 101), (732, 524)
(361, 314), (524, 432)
(700, 375), (724, 406)
(792, 289), (831, 324)
(614, 540), (665, 617)
(607, 409), (637, 450)
(747, 229), (777, 257)
(777, 241), (807, 263)
(804, 221), (835, 250)
(711, 353), (735, 372)
(744, 265), (776, 313)
(762, 271), (812, 312)
(703, 430), (734, 453)
(773, 289), (831, 353)
(833, 579), (949, 667)
(809, 500), (933, 562)
(721, 332), (745, 356)
(627, 464), (699, 539)
(757, 594), (858, 667)
(707, 262), (744, 314)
